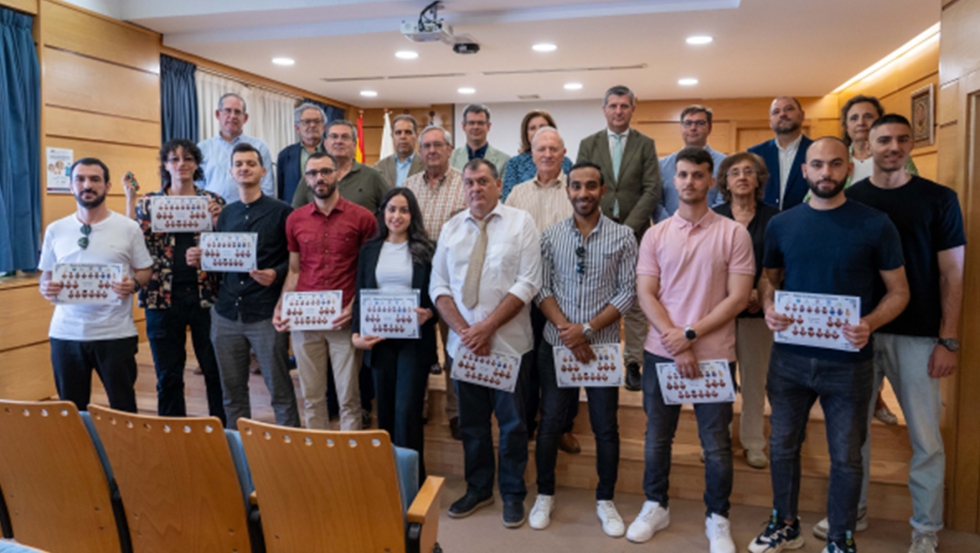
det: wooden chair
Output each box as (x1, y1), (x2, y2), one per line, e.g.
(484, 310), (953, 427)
(87, 405), (259, 553)
(0, 401), (128, 553)
(238, 420), (444, 553)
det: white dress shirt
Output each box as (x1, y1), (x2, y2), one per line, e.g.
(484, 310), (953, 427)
(197, 133), (276, 202)
(776, 134), (802, 202)
(430, 203), (542, 358)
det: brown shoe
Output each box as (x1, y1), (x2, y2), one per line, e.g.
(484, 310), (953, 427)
(449, 416), (462, 441)
(558, 432), (581, 454)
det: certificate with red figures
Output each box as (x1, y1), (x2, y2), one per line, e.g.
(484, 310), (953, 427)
(359, 290), (420, 339)
(282, 291), (343, 331)
(451, 349), (521, 393)
(199, 232), (257, 273)
(553, 344), (624, 388)
(150, 196), (212, 233)
(774, 291), (861, 352)
(53, 263), (124, 305)
(655, 359), (736, 405)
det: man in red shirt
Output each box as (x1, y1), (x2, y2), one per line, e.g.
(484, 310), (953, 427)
(274, 152), (377, 430)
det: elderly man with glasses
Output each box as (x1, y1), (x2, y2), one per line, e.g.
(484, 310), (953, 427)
(277, 103), (328, 205)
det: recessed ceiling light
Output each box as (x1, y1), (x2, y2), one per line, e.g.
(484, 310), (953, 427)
(532, 42), (557, 52)
(564, 82), (583, 91)
(272, 57), (295, 66)
(458, 87), (476, 94)
(678, 78), (699, 86)
(360, 90), (378, 97)
(686, 35), (713, 45)
(395, 50), (419, 60)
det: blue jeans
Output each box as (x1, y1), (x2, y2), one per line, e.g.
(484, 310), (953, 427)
(145, 284), (224, 423)
(536, 343), (619, 500)
(767, 347), (873, 544)
(642, 352), (734, 517)
(452, 352), (531, 502)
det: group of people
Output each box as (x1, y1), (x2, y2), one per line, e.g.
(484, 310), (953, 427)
(37, 85), (962, 553)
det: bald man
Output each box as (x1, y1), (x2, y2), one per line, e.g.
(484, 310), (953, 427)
(748, 137), (909, 553)
(748, 96), (813, 210)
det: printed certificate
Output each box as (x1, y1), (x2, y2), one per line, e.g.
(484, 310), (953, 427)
(282, 291), (344, 331)
(359, 289), (420, 339)
(53, 263), (124, 305)
(451, 348), (521, 393)
(554, 343), (623, 388)
(774, 291), (861, 352)
(655, 359), (736, 405)
(199, 232), (257, 273)
(150, 196), (212, 233)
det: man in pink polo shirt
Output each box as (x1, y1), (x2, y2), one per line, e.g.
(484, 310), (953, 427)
(627, 147), (754, 553)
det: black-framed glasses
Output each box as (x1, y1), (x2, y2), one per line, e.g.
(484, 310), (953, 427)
(575, 246), (586, 275)
(305, 168), (335, 179)
(78, 224), (92, 249)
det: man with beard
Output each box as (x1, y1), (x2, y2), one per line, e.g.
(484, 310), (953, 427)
(274, 152), (377, 430)
(749, 97), (813, 210)
(529, 161), (637, 536)
(39, 158), (153, 412)
(375, 113), (424, 188)
(749, 137), (909, 553)
(188, 143), (299, 429)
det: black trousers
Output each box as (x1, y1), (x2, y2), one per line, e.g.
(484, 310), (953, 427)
(527, 305), (578, 435)
(372, 340), (431, 480)
(50, 335), (139, 413)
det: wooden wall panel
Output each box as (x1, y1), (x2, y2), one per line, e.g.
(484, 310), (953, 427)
(939, 80), (960, 125)
(0, 285), (54, 352)
(43, 47), (160, 122)
(0, 0), (36, 14)
(45, 105), (161, 147)
(0, 342), (56, 401)
(41, 1), (159, 73)
(912, 152), (938, 182)
(939, 0), (980, 84)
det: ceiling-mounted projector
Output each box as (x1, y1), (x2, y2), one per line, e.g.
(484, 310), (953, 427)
(401, 1), (479, 54)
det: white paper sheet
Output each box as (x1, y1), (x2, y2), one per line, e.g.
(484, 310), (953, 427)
(553, 343), (623, 388)
(774, 291), (861, 352)
(655, 359), (736, 405)
(199, 232), (257, 273)
(359, 289), (420, 339)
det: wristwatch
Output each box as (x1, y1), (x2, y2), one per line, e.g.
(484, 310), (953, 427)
(938, 338), (960, 352)
(684, 326), (697, 341)
(582, 323), (595, 340)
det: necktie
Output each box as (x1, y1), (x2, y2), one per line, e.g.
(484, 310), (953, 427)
(462, 217), (489, 309)
(612, 134), (623, 218)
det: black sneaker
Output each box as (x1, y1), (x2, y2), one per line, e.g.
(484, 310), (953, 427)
(448, 493), (494, 519)
(624, 363), (642, 391)
(449, 416), (462, 441)
(748, 510), (804, 553)
(502, 499), (526, 528)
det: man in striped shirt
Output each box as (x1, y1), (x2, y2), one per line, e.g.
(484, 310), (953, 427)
(528, 161), (638, 537)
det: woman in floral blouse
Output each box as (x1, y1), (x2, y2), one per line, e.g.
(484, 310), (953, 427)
(125, 139), (226, 422)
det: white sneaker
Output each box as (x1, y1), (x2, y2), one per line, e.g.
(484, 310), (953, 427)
(596, 500), (625, 537)
(812, 505), (868, 540)
(626, 500), (670, 543)
(909, 530), (938, 553)
(528, 494), (555, 530)
(706, 514), (736, 553)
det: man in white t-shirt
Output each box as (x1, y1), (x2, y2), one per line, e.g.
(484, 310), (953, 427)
(38, 158), (153, 412)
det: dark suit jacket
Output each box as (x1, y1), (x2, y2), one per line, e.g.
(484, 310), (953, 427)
(374, 153), (424, 188)
(748, 135), (813, 211)
(276, 142), (312, 205)
(351, 239), (438, 370)
(576, 128), (662, 237)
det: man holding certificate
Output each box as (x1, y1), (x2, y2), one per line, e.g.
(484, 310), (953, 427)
(430, 158), (541, 529)
(529, 161), (637, 536)
(631, 148), (754, 552)
(751, 137), (909, 553)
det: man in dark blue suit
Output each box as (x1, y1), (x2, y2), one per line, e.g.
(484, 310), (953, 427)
(748, 97), (813, 210)
(276, 103), (326, 204)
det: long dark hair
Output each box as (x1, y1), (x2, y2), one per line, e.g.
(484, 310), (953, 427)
(373, 187), (435, 265)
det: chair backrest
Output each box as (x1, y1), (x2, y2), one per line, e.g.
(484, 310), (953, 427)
(86, 405), (253, 553)
(238, 420), (407, 553)
(0, 401), (124, 553)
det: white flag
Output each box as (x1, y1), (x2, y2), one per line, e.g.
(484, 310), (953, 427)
(380, 111), (395, 160)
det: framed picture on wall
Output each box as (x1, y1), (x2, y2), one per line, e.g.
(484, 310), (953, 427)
(911, 83), (934, 147)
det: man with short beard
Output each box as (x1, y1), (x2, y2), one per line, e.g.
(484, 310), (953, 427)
(375, 113), (424, 188)
(39, 158), (153, 413)
(273, 151), (377, 430)
(749, 137), (910, 553)
(749, 97), (814, 210)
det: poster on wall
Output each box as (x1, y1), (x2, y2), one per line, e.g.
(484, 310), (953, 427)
(46, 147), (73, 194)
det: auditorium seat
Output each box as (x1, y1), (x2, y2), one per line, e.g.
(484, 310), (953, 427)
(87, 405), (263, 553)
(0, 401), (130, 553)
(238, 420), (444, 553)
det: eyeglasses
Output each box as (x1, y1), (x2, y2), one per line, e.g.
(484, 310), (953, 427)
(299, 118), (324, 127)
(681, 120), (709, 128)
(727, 168), (757, 178)
(305, 168), (335, 178)
(419, 142), (447, 151)
(576, 246), (586, 275)
(78, 224), (92, 249)
(326, 134), (354, 142)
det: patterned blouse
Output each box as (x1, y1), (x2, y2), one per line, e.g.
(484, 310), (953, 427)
(135, 187), (225, 310)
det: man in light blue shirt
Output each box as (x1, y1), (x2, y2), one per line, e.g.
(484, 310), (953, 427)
(375, 114), (424, 188)
(197, 93), (275, 202)
(654, 105), (727, 223)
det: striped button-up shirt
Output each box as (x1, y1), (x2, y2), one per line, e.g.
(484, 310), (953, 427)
(505, 172), (572, 234)
(537, 215), (638, 347)
(405, 166), (466, 242)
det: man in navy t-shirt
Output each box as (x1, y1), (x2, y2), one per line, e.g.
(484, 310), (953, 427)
(748, 137), (909, 553)
(809, 115), (965, 553)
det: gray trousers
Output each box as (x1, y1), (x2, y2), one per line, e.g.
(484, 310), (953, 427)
(210, 307), (300, 429)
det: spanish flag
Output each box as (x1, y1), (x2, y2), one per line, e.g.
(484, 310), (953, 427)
(355, 111), (365, 163)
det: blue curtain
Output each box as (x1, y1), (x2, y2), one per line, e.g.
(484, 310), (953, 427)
(0, 7), (41, 273)
(160, 54), (198, 144)
(303, 98), (345, 124)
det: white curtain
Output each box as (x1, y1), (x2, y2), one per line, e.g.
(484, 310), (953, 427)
(196, 71), (249, 142)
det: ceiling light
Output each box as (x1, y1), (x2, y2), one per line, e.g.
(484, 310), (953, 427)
(686, 35), (713, 45)
(360, 90), (378, 97)
(678, 78), (698, 86)
(532, 43), (557, 52)
(458, 87), (476, 94)
(395, 50), (419, 60)
(271, 57), (295, 66)
(564, 82), (583, 91)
